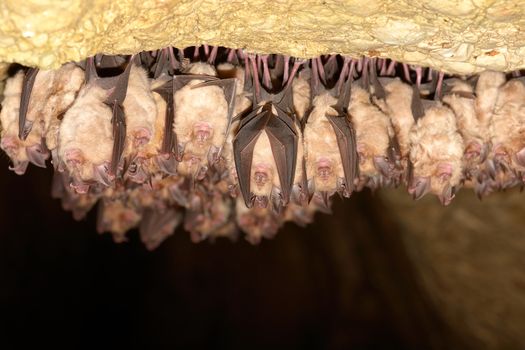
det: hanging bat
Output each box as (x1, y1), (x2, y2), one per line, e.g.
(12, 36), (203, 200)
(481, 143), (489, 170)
(348, 83), (395, 191)
(233, 54), (303, 210)
(408, 102), (464, 205)
(441, 79), (489, 191)
(490, 78), (525, 181)
(173, 62), (237, 178)
(139, 207), (181, 250)
(0, 71), (48, 174)
(41, 63), (85, 165)
(375, 78), (418, 178)
(235, 197), (282, 244)
(97, 197), (142, 244)
(58, 56), (134, 192)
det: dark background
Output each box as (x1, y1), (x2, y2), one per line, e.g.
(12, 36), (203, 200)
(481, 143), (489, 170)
(0, 154), (466, 349)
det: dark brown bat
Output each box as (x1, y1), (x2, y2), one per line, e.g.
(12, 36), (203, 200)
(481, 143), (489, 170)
(233, 54), (303, 210)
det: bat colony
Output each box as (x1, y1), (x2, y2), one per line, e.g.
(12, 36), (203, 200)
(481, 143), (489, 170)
(1, 46), (523, 248)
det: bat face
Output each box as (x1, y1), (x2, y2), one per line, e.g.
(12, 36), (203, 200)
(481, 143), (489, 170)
(409, 104), (464, 205)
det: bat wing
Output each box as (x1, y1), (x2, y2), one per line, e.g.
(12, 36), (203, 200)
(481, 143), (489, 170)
(411, 85), (425, 122)
(18, 67), (39, 140)
(326, 114), (358, 196)
(368, 58), (386, 100)
(110, 103), (126, 177)
(233, 107), (270, 207)
(266, 105), (298, 205)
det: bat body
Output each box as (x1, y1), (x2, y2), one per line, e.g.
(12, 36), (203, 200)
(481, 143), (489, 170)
(97, 198), (142, 243)
(234, 102), (299, 210)
(235, 198), (281, 245)
(376, 78), (416, 172)
(0, 72), (47, 174)
(292, 69), (311, 121)
(348, 85), (395, 190)
(58, 84), (116, 193)
(409, 103), (464, 205)
(173, 63), (235, 177)
(304, 92), (353, 198)
(139, 208), (181, 250)
(441, 79), (488, 194)
(490, 78), (525, 180)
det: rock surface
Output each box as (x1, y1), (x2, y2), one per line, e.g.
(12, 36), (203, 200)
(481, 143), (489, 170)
(0, 0), (524, 73)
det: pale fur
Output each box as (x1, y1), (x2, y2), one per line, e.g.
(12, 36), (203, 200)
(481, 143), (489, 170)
(43, 63), (85, 151)
(380, 78), (415, 158)
(122, 65), (157, 152)
(0, 72), (42, 163)
(348, 85), (393, 176)
(292, 69), (311, 120)
(58, 84), (114, 181)
(303, 93), (345, 192)
(250, 130), (280, 196)
(173, 80), (229, 154)
(490, 79), (525, 171)
(409, 103), (464, 195)
(475, 71), (506, 135)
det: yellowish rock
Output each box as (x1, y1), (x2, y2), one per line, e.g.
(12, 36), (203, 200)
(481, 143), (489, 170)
(0, 0), (524, 73)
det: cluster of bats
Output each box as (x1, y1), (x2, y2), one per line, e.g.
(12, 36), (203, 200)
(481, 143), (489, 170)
(1, 45), (524, 247)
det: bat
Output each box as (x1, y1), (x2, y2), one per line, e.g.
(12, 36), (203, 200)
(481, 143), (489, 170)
(139, 207), (181, 250)
(408, 102), (464, 205)
(490, 78), (525, 181)
(97, 197), (142, 243)
(172, 62), (237, 179)
(57, 55), (134, 192)
(0, 71), (48, 174)
(441, 78), (490, 196)
(235, 197), (282, 244)
(348, 83), (395, 191)
(233, 54), (302, 210)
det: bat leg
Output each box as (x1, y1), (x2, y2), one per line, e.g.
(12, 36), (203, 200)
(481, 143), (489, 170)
(227, 48), (239, 64)
(207, 45), (218, 64)
(402, 63), (411, 83)
(26, 143), (49, 168)
(386, 60), (396, 76)
(19, 67), (39, 140)
(260, 55), (272, 90)
(433, 71), (445, 101)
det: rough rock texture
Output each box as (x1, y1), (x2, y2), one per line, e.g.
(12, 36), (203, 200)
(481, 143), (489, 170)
(0, 0), (524, 74)
(381, 188), (525, 349)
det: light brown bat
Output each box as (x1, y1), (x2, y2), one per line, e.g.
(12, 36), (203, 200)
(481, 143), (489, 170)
(96, 198), (142, 244)
(375, 78), (416, 171)
(408, 103), (464, 205)
(441, 78), (489, 194)
(490, 78), (525, 180)
(0, 71), (47, 174)
(292, 68), (311, 121)
(303, 93), (351, 198)
(139, 207), (181, 250)
(42, 63), (85, 164)
(173, 63), (235, 178)
(235, 197), (282, 244)
(348, 85), (395, 190)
